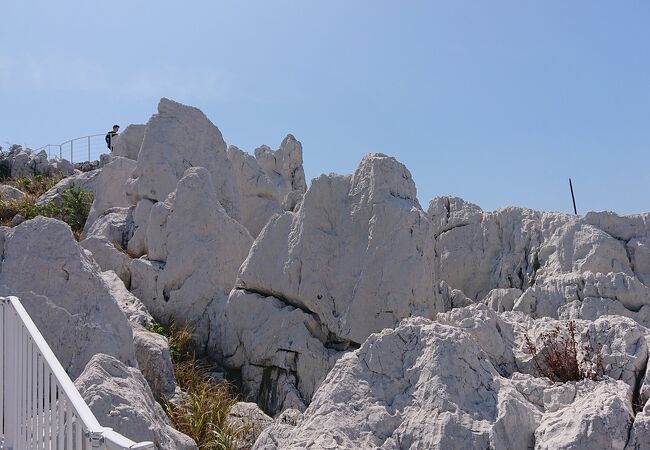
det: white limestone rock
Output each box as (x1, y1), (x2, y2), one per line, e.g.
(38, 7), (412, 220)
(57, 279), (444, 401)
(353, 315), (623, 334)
(83, 156), (136, 236)
(254, 318), (542, 450)
(125, 98), (240, 221)
(626, 398), (650, 450)
(130, 167), (252, 350)
(75, 353), (197, 450)
(223, 154), (440, 414)
(132, 325), (178, 401)
(36, 169), (100, 206)
(80, 207), (133, 287)
(0, 217), (136, 378)
(0, 184), (26, 200)
(3, 147), (74, 178)
(535, 379), (633, 450)
(227, 135), (306, 237)
(112, 124), (146, 160)
(228, 402), (274, 450)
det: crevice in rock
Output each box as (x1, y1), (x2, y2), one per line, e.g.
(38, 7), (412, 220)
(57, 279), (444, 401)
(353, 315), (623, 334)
(434, 222), (471, 239)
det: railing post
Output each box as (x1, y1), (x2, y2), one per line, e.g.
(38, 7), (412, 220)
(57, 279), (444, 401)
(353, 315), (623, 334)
(71, 140), (74, 164)
(4, 301), (17, 449)
(59, 144), (62, 160)
(88, 135), (91, 162)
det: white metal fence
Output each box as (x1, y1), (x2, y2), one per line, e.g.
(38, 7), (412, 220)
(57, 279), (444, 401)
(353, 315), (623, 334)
(34, 135), (108, 164)
(0, 296), (155, 450)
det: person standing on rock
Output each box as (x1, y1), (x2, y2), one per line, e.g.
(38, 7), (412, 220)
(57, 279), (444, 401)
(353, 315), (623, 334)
(105, 124), (120, 151)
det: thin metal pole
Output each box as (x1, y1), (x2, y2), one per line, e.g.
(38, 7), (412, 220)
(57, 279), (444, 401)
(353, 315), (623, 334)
(88, 136), (91, 162)
(59, 144), (62, 160)
(70, 140), (74, 164)
(569, 178), (577, 215)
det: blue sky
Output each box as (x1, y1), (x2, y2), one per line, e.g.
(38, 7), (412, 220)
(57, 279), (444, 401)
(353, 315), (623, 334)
(1, 1), (648, 214)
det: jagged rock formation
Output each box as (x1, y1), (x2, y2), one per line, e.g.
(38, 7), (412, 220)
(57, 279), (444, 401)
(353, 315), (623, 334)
(131, 167), (252, 351)
(222, 153), (441, 414)
(227, 135), (306, 237)
(0, 146), (74, 179)
(75, 354), (197, 450)
(112, 124), (146, 160)
(255, 311), (644, 449)
(82, 156), (136, 235)
(0, 217), (136, 378)
(429, 197), (650, 326)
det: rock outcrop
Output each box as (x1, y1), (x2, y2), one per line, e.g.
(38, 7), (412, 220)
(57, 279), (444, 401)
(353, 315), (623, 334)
(112, 124), (146, 160)
(222, 153), (441, 414)
(255, 312), (644, 449)
(125, 98), (240, 257)
(131, 167), (252, 350)
(0, 217), (136, 378)
(0, 146), (74, 179)
(227, 135), (306, 237)
(75, 354), (197, 450)
(0, 184), (26, 200)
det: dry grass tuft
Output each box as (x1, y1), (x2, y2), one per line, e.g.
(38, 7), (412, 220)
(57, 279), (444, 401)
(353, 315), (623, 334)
(148, 323), (249, 450)
(524, 320), (604, 383)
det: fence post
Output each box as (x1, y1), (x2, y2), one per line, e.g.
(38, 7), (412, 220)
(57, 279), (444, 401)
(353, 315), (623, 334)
(70, 140), (74, 164)
(88, 136), (91, 162)
(59, 144), (62, 160)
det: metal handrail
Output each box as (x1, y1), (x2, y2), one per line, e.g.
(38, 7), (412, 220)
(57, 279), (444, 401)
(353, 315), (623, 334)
(34, 134), (108, 164)
(1, 296), (155, 450)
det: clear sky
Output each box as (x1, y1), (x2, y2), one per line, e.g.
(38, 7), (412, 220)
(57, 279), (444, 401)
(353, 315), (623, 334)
(2, 1), (648, 214)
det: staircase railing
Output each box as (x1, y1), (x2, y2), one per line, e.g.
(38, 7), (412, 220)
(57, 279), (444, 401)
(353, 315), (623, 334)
(34, 135), (108, 164)
(0, 296), (155, 450)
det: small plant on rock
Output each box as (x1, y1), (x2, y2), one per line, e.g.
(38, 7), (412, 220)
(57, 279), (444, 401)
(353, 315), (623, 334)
(147, 322), (248, 450)
(523, 320), (604, 383)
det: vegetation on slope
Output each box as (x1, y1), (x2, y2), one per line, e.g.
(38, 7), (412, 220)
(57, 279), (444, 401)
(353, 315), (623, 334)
(148, 323), (250, 450)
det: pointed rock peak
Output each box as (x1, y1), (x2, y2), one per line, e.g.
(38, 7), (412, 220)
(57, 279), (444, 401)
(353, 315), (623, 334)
(350, 153), (419, 207)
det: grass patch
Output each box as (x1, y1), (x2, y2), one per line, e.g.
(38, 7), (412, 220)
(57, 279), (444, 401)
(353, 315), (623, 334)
(148, 322), (249, 450)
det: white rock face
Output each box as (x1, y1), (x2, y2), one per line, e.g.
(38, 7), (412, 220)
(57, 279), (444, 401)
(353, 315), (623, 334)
(130, 167), (252, 350)
(223, 154), (441, 414)
(112, 124), (146, 160)
(1, 147), (74, 178)
(255, 317), (542, 449)
(36, 169), (101, 206)
(83, 156), (136, 236)
(75, 353), (197, 450)
(125, 97), (240, 223)
(81, 207), (133, 287)
(227, 134), (306, 237)
(0, 184), (26, 200)
(228, 402), (274, 450)
(536, 379), (633, 450)
(0, 217), (136, 378)
(430, 197), (650, 326)
(256, 312), (643, 450)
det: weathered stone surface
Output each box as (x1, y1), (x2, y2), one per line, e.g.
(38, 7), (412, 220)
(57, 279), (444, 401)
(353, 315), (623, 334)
(223, 153), (440, 414)
(81, 207), (133, 287)
(0, 217), (136, 378)
(132, 325), (178, 401)
(83, 156), (136, 236)
(255, 318), (542, 450)
(626, 398), (650, 450)
(228, 402), (274, 450)
(36, 169), (100, 206)
(535, 379), (633, 450)
(227, 135), (306, 237)
(112, 124), (146, 160)
(1, 146), (74, 178)
(131, 167), (252, 350)
(125, 97), (240, 222)
(75, 353), (197, 450)
(0, 184), (25, 200)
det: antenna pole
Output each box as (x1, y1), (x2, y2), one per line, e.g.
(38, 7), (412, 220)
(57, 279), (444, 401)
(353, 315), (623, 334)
(569, 178), (577, 215)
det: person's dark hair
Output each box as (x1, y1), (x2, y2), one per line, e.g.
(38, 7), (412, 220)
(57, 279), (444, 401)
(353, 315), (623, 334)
(113, 124), (120, 129)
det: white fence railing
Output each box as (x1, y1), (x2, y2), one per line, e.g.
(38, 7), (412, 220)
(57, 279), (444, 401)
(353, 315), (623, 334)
(34, 135), (108, 164)
(1, 296), (155, 450)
